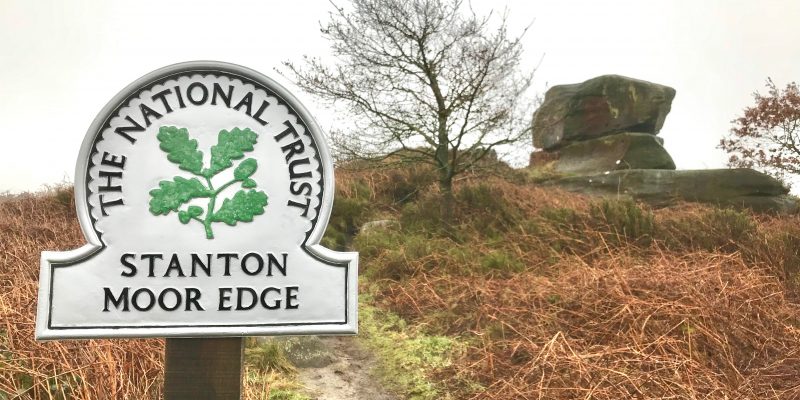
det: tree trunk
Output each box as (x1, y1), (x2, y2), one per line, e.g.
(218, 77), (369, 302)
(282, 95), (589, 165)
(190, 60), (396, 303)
(434, 123), (455, 228)
(438, 169), (455, 231)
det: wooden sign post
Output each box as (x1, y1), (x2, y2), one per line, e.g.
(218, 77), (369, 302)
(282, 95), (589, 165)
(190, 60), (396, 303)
(164, 338), (244, 399)
(35, 62), (358, 399)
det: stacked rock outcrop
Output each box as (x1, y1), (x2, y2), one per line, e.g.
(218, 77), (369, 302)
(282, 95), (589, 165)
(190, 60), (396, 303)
(530, 75), (798, 213)
(531, 75), (676, 175)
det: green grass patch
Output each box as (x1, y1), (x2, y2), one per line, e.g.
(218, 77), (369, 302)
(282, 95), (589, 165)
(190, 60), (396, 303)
(358, 295), (463, 400)
(480, 250), (525, 274)
(589, 198), (654, 243)
(245, 340), (296, 374)
(659, 207), (755, 252)
(243, 339), (310, 400)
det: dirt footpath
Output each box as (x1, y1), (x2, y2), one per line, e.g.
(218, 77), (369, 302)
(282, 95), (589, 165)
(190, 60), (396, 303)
(297, 336), (398, 400)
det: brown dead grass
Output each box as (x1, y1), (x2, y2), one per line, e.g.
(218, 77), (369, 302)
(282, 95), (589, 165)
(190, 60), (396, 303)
(0, 188), (164, 399)
(5, 169), (800, 399)
(379, 253), (800, 399)
(351, 171), (800, 399)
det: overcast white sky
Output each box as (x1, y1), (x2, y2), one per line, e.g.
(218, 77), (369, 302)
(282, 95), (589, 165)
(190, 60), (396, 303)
(1, 0), (798, 193)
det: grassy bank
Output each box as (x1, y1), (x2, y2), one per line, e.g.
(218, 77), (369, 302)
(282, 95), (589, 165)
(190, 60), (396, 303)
(3, 162), (800, 398)
(333, 164), (800, 399)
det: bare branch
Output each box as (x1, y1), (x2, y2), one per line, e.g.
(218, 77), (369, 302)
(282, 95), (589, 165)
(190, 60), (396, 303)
(282, 0), (537, 219)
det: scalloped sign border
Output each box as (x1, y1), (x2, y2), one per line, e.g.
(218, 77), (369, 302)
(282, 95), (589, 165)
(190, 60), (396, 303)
(35, 61), (358, 339)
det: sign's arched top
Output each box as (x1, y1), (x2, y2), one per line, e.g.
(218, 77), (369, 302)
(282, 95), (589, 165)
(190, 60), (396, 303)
(37, 62), (357, 340)
(76, 61), (333, 248)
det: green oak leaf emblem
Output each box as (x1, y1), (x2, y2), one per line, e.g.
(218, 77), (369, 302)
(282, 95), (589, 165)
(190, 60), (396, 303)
(149, 126), (269, 239)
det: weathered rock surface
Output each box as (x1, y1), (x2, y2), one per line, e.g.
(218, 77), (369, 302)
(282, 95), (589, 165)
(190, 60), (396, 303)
(273, 336), (337, 368)
(549, 168), (797, 213)
(360, 219), (399, 234)
(529, 74), (795, 214)
(532, 75), (676, 150)
(537, 132), (675, 175)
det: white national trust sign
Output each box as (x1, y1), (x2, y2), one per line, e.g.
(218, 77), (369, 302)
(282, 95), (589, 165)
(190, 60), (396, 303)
(35, 61), (358, 339)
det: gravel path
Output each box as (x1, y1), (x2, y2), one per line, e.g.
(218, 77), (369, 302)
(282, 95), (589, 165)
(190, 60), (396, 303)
(297, 336), (399, 400)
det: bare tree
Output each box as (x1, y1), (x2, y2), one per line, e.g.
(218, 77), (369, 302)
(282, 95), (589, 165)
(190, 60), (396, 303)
(282, 0), (534, 221)
(720, 78), (800, 183)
